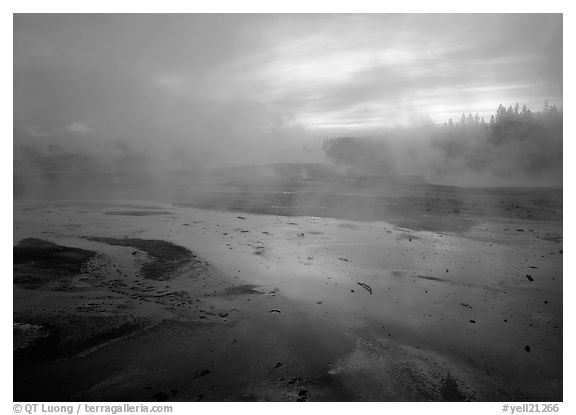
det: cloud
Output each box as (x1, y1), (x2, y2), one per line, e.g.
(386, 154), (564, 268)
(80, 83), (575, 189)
(14, 14), (562, 166)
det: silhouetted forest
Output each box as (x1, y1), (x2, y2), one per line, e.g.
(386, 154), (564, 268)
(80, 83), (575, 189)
(322, 102), (562, 186)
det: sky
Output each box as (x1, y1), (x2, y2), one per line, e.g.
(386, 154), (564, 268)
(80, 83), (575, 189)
(14, 14), (563, 167)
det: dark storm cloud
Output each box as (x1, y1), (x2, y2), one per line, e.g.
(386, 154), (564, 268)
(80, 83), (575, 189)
(14, 13), (562, 163)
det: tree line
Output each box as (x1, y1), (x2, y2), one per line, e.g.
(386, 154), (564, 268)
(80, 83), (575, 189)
(321, 100), (562, 185)
(443, 100), (561, 128)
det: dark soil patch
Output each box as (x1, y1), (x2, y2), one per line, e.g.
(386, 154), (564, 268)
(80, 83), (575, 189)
(396, 233), (421, 241)
(87, 237), (198, 281)
(392, 271), (446, 283)
(218, 284), (264, 297)
(13, 314), (147, 364)
(541, 235), (562, 243)
(104, 211), (173, 216)
(439, 373), (467, 401)
(13, 238), (97, 287)
(414, 275), (446, 282)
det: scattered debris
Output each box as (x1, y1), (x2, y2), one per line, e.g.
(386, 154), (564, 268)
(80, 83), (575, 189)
(87, 237), (196, 281)
(357, 282), (373, 295)
(287, 377), (303, 385)
(253, 246), (265, 256)
(297, 389), (309, 401)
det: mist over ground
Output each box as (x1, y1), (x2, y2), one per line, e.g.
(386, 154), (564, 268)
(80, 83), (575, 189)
(14, 100), (562, 199)
(14, 14), (562, 198)
(322, 103), (562, 187)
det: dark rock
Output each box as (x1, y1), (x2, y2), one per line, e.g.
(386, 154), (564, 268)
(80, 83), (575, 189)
(357, 282), (373, 295)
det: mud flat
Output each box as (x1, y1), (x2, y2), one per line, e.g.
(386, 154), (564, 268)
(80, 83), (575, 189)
(13, 198), (562, 401)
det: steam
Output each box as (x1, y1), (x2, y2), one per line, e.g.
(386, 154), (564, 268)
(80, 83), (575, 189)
(13, 14), (563, 198)
(322, 104), (562, 187)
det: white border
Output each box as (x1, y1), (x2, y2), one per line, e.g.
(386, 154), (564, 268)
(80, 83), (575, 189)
(3, 2), (573, 414)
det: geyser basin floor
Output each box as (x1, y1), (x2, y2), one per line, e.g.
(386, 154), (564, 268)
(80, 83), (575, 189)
(13, 200), (562, 401)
